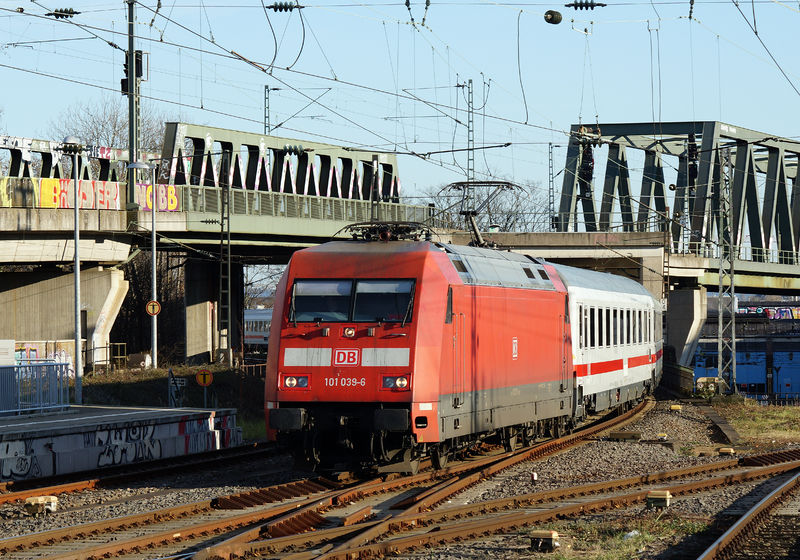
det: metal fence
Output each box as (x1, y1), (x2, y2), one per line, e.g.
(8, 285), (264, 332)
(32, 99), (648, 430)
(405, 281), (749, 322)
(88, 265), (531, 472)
(0, 362), (70, 415)
(743, 393), (800, 406)
(179, 185), (447, 227)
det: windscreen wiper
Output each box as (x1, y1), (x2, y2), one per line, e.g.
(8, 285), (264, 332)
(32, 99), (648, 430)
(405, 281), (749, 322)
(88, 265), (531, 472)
(401, 290), (415, 327)
(289, 284), (297, 327)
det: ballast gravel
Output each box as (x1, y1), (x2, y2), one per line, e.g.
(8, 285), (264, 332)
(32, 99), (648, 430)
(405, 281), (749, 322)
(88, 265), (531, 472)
(395, 399), (790, 560)
(0, 453), (299, 538)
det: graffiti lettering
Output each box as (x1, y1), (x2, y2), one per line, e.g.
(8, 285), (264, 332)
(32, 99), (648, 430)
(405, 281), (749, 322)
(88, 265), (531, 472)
(0, 441), (42, 480)
(95, 424), (162, 468)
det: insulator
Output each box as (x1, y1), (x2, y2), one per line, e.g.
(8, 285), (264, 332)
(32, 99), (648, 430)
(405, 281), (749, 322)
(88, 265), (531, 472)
(565, 0), (606, 10)
(270, 2), (296, 11)
(544, 10), (563, 24)
(283, 144), (304, 155)
(49, 7), (79, 19)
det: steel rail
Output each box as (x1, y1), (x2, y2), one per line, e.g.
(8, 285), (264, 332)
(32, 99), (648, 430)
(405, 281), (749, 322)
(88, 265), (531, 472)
(0, 442), (276, 505)
(313, 460), (800, 560)
(0, 479), (338, 557)
(695, 469), (800, 560)
(192, 398), (653, 559)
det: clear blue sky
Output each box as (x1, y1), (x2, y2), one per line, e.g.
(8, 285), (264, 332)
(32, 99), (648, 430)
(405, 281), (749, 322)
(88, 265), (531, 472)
(1, 0), (798, 201)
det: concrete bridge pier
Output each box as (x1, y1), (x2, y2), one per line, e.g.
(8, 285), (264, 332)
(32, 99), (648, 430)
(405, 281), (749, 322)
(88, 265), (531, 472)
(0, 268), (128, 372)
(666, 286), (707, 368)
(184, 260), (243, 365)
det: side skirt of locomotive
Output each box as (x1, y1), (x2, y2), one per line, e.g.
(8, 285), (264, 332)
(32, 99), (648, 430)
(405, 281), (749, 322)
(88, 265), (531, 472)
(271, 376), (657, 474)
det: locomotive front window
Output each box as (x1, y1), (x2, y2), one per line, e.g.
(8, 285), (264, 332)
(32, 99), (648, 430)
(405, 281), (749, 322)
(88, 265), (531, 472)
(292, 280), (353, 322)
(353, 280), (415, 323)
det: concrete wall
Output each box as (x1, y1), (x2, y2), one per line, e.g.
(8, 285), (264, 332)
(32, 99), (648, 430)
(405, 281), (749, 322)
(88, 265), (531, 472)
(667, 286), (707, 367)
(0, 408), (241, 481)
(185, 260), (243, 364)
(0, 267), (128, 368)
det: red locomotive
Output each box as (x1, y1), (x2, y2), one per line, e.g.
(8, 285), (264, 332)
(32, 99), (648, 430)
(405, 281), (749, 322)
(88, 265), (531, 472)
(265, 223), (662, 472)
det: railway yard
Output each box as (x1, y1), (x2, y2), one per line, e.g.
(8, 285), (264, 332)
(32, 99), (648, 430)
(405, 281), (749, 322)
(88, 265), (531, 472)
(0, 395), (798, 560)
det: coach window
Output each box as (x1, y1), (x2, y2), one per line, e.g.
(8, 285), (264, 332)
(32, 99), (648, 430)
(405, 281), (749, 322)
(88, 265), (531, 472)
(597, 307), (605, 348)
(639, 309), (644, 344)
(578, 304), (584, 348)
(589, 307), (596, 348)
(291, 280), (353, 322)
(354, 280), (415, 323)
(625, 309), (631, 345)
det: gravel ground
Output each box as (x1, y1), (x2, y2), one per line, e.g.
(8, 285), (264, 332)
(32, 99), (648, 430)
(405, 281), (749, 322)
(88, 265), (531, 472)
(0, 453), (301, 538)
(395, 399), (793, 560)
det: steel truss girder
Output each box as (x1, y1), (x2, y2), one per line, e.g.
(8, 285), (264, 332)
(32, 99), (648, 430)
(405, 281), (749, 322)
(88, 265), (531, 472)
(161, 123), (400, 202)
(558, 121), (799, 262)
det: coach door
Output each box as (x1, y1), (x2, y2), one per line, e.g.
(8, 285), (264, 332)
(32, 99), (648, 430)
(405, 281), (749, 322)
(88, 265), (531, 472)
(560, 314), (569, 392)
(453, 312), (466, 408)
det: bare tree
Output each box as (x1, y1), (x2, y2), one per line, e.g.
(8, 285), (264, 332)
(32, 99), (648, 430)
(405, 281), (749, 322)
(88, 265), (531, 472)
(47, 95), (184, 362)
(47, 94), (167, 152)
(244, 265), (285, 309)
(419, 178), (550, 233)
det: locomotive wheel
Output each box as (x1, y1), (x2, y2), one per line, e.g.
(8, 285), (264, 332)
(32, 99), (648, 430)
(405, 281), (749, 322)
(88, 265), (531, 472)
(299, 430), (321, 469)
(431, 444), (450, 470)
(503, 427), (518, 452)
(552, 417), (565, 439)
(521, 423), (537, 447)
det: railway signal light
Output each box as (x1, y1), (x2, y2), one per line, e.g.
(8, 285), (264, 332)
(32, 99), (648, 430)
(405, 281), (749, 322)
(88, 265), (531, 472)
(121, 50), (143, 93)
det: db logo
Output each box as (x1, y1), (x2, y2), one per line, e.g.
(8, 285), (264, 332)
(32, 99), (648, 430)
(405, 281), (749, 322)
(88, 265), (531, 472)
(333, 349), (360, 366)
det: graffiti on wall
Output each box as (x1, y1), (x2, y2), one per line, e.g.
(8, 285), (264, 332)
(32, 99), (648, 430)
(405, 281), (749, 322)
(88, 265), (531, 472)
(93, 424), (163, 468)
(0, 441), (42, 480)
(738, 306), (800, 320)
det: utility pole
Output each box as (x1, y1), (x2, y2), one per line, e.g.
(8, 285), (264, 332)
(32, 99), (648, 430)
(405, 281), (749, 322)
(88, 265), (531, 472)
(456, 79), (475, 225)
(264, 85), (271, 135)
(218, 150), (233, 368)
(125, 0), (139, 208)
(717, 145), (737, 393)
(548, 143), (555, 231)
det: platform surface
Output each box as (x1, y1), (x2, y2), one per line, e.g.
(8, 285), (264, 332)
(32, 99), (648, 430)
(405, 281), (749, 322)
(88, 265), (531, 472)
(0, 405), (242, 481)
(0, 405), (234, 439)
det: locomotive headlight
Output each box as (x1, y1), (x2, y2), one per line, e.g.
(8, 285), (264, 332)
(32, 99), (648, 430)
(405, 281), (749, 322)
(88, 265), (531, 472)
(343, 327), (356, 337)
(283, 375), (309, 389)
(382, 375), (409, 390)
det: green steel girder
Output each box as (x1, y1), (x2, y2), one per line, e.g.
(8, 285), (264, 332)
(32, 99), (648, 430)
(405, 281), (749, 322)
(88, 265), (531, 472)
(161, 122), (399, 201)
(559, 121), (800, 264)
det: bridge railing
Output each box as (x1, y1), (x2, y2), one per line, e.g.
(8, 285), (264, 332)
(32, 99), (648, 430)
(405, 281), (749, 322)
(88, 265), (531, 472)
(673, 243), (798, 266)
(178, 184), (441, 226)
(0, 361), (70, 416)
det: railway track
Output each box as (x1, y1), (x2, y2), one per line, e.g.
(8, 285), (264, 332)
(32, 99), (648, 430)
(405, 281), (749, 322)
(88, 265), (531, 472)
(0, 398), (650, 559)
(14, 399), (790, 560)
(697, 467), (800, 560)
(0, 442), (279, 506)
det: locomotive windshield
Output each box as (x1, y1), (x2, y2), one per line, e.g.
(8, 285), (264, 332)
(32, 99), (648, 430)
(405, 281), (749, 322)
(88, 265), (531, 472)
(353, 280), (414, 323)
(292, 280), (352, 322)
(290, 279), (415, 323)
